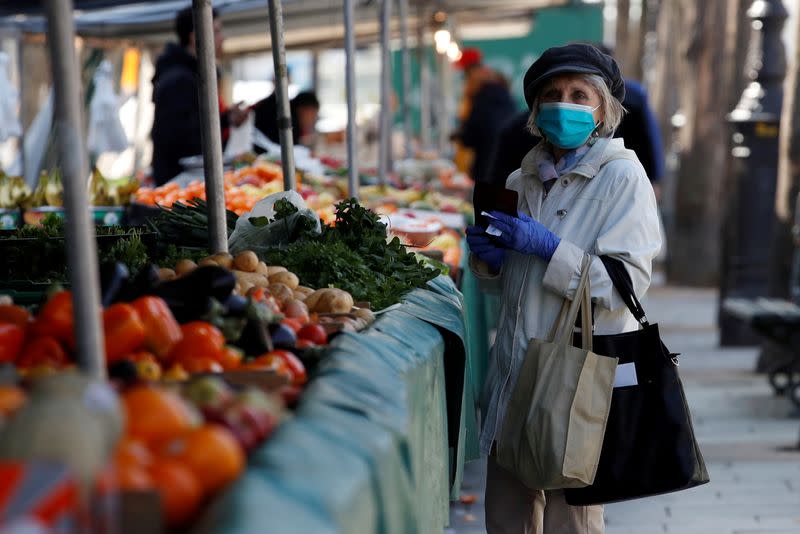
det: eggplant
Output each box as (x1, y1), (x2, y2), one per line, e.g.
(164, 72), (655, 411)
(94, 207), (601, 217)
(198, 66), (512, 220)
(154, 265), (236, 304)
(222, 294), (249, 317)
(234, 316), (274, 355)
(99, 261), (130, 307)
(269, 323), (297, 349)
(116, 263), (161, 302)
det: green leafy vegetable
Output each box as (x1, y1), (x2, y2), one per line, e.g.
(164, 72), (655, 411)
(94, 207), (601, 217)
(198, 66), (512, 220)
(264, 198), (437, 309)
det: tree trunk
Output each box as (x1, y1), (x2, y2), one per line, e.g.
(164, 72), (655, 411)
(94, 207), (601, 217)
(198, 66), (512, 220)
(757, 10), (800, 371)
(768, 12), (800, 300)
(668, 0), (740, 286)
(616, 0), (631, 74)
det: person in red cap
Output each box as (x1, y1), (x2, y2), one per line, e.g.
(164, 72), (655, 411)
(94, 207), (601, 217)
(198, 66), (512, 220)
(451, 47), (518, 183)
(467, 43), (663, 533)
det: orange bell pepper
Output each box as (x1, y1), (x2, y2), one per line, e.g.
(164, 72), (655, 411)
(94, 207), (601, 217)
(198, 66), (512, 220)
(0, 305), (32, 328)
(17, 336), (69, 369)
(103, 304), (147, 363)
(131, 297), (183, 360)
(31, 291), (75, 349)
(0, 324), (26, 363)
(168, 322), (225, 365)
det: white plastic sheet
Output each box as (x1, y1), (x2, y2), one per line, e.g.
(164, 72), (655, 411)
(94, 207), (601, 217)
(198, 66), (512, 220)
(87, 61), (128, 156)
(0, 52), (22, 143)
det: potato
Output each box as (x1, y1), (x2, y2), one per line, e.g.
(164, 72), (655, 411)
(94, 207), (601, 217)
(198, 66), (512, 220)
(234, 251), (259, 272)
(267, 283), (294, 306)
(293, 290), (308, 301)
(295, 286), (314, 298)
(198, 257), (218, 267)
(158, 267), (177, 281)
(233, 270), (269, 288)
(267, 266), (288, 276)
(283, 298), (309, 319)
(208, 252), (234, 269)
(255, 261), (270, 276)
(174, 259), (198, 276)
(352, 307), (375, 324)
(305, 288), (354, 314)
(239, 281), (254, 295)
(268, 271), (299, 290)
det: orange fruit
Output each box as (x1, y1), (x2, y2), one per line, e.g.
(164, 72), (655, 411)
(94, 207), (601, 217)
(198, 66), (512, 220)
(116, 459), (154, 491)
(0, 385), (26, 417)
(122, 385), (196, 445)
(159, 424), (245, 494)
(149, 458), (204, 527)
(115, 438), (153, 468)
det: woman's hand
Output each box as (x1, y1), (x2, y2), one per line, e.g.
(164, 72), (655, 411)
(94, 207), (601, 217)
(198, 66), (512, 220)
(466, 226), (506, 272)
(488, 211), (561, 261)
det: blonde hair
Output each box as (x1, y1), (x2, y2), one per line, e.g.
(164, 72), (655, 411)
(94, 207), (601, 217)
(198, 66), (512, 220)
(526, 73), (625, 138)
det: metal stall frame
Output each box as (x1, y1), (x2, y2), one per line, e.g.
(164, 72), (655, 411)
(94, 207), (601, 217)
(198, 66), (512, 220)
(343, 0), (359, 198)
(267, 0), (297, 192)
(43, 0), (106, 379)
(192, 0), (228, 254)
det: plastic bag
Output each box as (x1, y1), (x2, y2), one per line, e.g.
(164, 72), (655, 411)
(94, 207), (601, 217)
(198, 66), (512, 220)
(228, 190), (321, 254)
(0, 52), (21, 143)
(87, 61), (128, 156)
(223, 111), (254, 159)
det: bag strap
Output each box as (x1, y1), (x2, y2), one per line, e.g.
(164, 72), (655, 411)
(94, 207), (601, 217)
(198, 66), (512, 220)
(552, 254), (593, 350)
(599, 255), (649, 326)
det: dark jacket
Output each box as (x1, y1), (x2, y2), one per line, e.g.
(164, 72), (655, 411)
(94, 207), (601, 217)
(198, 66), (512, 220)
(150, 43), (229, 185)
(459, 81), (518, 184)
(252, 92), (301, 152)
(487, 79), (665, 186)
(614, 79), (664, 183)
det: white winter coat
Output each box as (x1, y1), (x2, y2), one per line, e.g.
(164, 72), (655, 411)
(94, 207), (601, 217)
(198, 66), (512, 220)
(473, 137), (662, 455)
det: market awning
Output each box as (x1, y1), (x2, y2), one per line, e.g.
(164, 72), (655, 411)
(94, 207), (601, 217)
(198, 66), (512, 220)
(0, 0), (570, 51)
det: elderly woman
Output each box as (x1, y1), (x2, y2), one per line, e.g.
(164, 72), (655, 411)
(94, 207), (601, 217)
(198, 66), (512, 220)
(467, 44), (662, 533)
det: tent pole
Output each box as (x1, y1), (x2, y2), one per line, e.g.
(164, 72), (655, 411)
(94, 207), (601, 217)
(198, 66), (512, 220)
(417, 5), (431, 151)
(44, 0), (106, 379)
(378, 0), (393, 185)
(398, 0), (413, 160)
(344, 0), (359, 198)
(267, 0), (297, 191)
(192, 0), (227, 254)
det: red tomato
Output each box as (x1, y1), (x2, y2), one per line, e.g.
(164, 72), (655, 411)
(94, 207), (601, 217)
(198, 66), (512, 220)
(297, 323), (327, 346)
(265, 350), (306, 386)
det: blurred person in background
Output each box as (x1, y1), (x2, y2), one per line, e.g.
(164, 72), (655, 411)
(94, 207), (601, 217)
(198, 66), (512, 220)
(487, 43), (664, 199)
(150, 7), (247, 185)
(452, 47), (518, 184)
(467, 43), (661, 533)
(253, 89), (320, 151)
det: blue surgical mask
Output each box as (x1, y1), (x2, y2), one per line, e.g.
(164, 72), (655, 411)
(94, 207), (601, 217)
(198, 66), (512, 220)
(535, 102), (600, 149)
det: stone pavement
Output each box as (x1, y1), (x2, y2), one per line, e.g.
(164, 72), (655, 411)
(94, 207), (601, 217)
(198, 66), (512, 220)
(449, 286), (800, 533)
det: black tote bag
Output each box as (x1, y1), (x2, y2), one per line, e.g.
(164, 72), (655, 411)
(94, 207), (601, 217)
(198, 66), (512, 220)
(564, 256), (709, 506)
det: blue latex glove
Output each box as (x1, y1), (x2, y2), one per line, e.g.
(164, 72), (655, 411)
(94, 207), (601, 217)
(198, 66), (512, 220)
(466, 225), (506, 272)
(488, 211), (561, 261)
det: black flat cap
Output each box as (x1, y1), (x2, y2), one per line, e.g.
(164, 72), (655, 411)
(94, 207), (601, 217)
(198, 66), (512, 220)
(523, 43), (625, 110)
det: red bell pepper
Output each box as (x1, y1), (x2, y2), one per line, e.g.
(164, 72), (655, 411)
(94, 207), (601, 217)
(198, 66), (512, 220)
(0, 323), (25, 363)
(169, 322), (225, 366)
(131, 296), (183, 360)
(31, 291), (75, 349)
(103, 303), (147, 363)
(0, 305), (32, 328)
(17, 336), (69, 369)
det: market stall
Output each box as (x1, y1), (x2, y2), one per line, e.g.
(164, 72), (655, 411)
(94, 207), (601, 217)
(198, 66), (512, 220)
(0, 0), (517, 530)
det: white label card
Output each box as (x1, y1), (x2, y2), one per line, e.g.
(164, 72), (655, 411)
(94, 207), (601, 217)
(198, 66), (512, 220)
(613, 362), (638, 388)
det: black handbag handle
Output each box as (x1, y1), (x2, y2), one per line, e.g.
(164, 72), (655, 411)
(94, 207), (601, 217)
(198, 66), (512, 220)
(599, 256), (649, 326)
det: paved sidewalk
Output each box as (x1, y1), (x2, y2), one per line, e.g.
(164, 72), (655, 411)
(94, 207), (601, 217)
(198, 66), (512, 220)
(449, 286), (800, 533)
